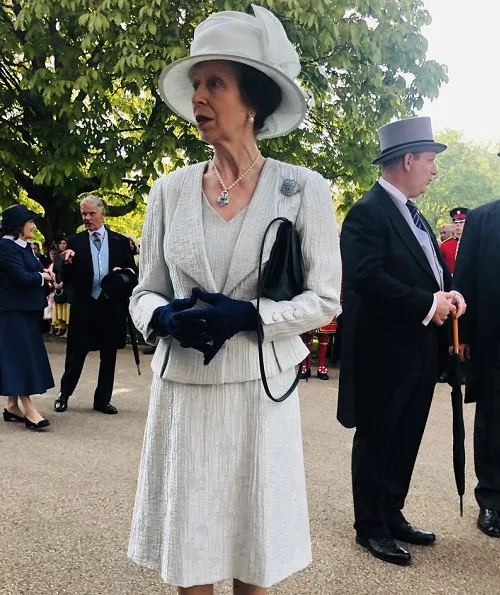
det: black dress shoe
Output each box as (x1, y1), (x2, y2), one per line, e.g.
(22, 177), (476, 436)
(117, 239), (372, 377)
(317, 370), (329, 380)
(300, 367), (311, 380)
(389, 521), (436, 545)
(356, 534), (411, 565)
(3, 409), (25, 422)
(93, 404), (118, 415)
(54, 393), (69, 412)
(142, 345), (156, 355)
(24, 417), (50, 430)
(477, 508), (500, 537)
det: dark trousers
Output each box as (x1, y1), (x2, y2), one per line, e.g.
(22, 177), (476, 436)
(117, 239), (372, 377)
(474, 345), (500, 510)
(352, 331), (439, 538)
(60, 296), (118, 409)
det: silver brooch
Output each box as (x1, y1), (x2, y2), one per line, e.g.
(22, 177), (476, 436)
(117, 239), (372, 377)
(280, 179), (301, 197)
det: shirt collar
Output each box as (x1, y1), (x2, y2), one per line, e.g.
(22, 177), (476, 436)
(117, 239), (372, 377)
(88, 225), (106, 239)
(2, 235), (28, 248)
(378, 176), (408, 205)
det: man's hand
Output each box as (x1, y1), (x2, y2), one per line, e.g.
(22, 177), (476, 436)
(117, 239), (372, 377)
(431, 291), (455, 326)
(431, 291), (456, 326)
(459, 343), (471, 363)
(449, 291), (467, 318)
(60, 248), (75, 263)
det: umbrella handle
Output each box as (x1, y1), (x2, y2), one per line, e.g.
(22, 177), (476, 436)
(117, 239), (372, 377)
(452, 316), (459, 354)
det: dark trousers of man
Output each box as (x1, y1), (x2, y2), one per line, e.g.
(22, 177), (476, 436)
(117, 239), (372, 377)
(60, 295), (118, 409)
(474, 343), (500, 510)
(352, 330), (439, 538)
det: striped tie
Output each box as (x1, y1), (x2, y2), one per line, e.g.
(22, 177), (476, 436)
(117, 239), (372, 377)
(92, 231), (102, 250)
(405, 201), (428, 233)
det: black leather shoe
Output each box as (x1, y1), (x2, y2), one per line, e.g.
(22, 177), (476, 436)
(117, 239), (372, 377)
(24, 417), (50, 430)
(317, 370), (329, 380)
(300, 367), (311, 380)
(93, 404), (118, 415)
(3, 408), (25, 422)
(477, 508), (500, 537)
(142, 345), (156, 355)
(389, 521), (436, 545)
(54, 393), (69, 412)
(356, 535), (411, 565)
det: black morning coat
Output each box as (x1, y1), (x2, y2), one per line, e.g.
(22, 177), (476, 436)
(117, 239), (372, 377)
(453, 199), (500, 403)
(337, 182), (452, 429)
(61, 228), (137, 351)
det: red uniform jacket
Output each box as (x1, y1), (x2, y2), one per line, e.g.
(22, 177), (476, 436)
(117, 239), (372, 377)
(440, 236), (458, 274)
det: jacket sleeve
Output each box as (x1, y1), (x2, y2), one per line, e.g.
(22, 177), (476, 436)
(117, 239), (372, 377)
(254, 171), (341, 343)
(340, 199), (434, 322)
(129, 179), (175, 342)
(0, 243), (43, 287)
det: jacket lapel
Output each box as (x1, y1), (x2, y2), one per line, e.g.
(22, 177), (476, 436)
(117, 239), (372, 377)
(166, 162), (218, 292)
(107, 228), (118, 269)
(221, 159), (278, 295)
(377, 185), (439, 285)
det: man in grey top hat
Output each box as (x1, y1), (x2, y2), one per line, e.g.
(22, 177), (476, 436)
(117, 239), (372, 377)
(337, 116), (466, 565)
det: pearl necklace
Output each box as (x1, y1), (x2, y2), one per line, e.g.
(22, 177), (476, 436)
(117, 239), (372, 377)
(211, 152), (261, 207)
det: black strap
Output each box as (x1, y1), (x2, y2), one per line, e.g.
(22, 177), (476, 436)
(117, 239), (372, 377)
(256, 217), (302, 402)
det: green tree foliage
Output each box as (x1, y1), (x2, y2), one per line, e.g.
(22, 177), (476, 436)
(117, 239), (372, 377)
(417, 130), (500, 233)
(0, 0), (447, 240)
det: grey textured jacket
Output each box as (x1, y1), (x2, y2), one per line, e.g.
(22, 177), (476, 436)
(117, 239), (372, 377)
(130, 158), (341, 384)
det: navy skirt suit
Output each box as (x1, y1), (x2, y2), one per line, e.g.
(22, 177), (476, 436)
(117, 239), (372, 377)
(0, 238), (54, 396)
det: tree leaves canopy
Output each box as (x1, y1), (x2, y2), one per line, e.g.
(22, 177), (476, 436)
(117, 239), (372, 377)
(417, 130), (500, 233)
(0, 0), (447, 239)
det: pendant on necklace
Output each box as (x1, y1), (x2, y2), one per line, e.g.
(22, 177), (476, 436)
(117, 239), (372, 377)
(217, 191), (229, 207)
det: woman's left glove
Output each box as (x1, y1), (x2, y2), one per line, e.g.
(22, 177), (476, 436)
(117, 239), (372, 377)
(174, 287), (258, 364)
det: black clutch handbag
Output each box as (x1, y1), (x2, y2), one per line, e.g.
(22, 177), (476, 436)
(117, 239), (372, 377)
(54, 288), (68, 304)
(256, 217), (304, 402)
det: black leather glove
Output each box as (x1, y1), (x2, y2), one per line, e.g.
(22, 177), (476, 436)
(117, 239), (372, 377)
(174, 287), (258, 365)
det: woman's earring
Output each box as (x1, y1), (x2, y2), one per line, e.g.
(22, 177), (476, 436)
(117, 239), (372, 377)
(248, 115), (255, 124)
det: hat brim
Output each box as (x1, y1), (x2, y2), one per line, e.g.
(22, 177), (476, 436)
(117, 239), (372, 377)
(372, 141), (447, 165)
(158, 54), (307, 139)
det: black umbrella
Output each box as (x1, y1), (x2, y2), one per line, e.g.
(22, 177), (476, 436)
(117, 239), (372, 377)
(127, 313), (141, 376)
(448, 316), (465, 516)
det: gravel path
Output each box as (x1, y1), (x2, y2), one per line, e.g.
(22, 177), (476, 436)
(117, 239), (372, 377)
(0, 341), (497, 594)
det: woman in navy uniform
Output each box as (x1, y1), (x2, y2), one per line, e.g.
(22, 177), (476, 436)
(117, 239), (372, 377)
(0, 205), (54, 430)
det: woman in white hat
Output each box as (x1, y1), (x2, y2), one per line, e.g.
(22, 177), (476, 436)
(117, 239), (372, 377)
(128, 5), (341, 593)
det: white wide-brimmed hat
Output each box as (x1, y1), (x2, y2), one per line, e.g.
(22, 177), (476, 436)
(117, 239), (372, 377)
(372, 116), (447, 165)
(158, 4), (307, 139)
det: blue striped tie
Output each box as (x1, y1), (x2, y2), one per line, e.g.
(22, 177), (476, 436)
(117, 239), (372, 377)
(405, 201), (428, 233)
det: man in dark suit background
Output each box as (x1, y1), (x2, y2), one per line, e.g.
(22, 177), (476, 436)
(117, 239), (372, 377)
(54, 196), (137, 415)
(337, 117), (466, 565)
(453, 200), (500, 538)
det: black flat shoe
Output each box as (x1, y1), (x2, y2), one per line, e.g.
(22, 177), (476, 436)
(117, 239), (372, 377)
(389, 521), (436, 545)
(3, 409), (25, 422)
(93, 404), (118, 415)
(356, 535), (411, 565)
(24, 417), (50, 430)
(54, 393), (69, 412)
(317, 370), (329, 380)
(477, 508), (500, 537)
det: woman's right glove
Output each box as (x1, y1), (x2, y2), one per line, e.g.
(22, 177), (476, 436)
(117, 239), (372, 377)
(151, 296), (197, 337)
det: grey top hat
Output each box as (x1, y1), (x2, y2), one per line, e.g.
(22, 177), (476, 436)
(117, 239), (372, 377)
(372, 116), (447, 165)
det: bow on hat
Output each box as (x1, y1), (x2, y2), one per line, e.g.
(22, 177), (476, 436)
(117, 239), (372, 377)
(252, 5), (300, 80)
